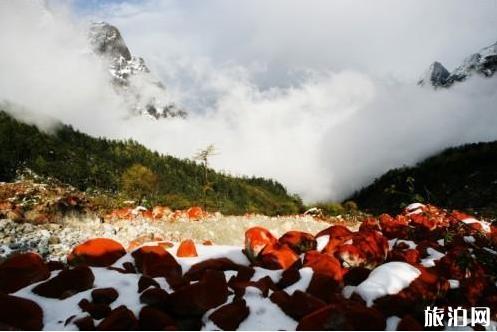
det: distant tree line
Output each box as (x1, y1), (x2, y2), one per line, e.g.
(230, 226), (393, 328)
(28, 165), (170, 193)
(0, 111), (303, 215)
(348, 141), (497, 218)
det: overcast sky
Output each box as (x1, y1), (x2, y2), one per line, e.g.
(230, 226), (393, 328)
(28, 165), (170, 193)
(2, 0), (497, 202)
(73, 0), (497, 81)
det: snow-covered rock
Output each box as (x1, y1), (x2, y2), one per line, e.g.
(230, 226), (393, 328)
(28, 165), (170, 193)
(354, 262), (421, 307)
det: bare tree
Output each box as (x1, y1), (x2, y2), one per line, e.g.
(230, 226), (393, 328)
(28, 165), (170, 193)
(194, 144), (217, 210)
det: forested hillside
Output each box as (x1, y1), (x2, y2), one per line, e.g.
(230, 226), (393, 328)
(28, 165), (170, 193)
(349, 141), (497, 218)
(0, 111), (302, 215)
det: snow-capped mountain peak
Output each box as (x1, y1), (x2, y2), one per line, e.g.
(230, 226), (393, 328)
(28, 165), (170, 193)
(417, 61), (450, 87)
(88, 22), (186, 119)
(419, 40), (497, 88)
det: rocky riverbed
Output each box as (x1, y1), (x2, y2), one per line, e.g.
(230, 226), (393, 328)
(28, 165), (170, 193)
(0, 213), (334, 262)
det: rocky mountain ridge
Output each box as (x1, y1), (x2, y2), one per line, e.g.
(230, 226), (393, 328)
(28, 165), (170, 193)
(88, 22), (186, 119)
(419, 40), (497, 87)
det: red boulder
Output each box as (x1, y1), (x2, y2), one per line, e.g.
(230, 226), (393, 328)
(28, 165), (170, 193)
(279, 231), (317, 254)
(32, 265), (94, 299)
(67, 238), (126, 267)
(0, 252), (50, 293)
(0, 294), (44, 330)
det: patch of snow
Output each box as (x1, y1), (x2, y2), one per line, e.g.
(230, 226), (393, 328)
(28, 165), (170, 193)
(355, 262), (421, 307)
(251, 267), (282, 284)
(224, 270), (238, 282)
(342, 285), (356, 299)
(463, 236), (476, 244)
(236, 287), (297, 331)
(167, 244), (251, 274)
(388, 238), (417, 250)
(385, 316), (401, 331)
(405, 203), (425, 215)
(437, 239), (445, 246)
(448, 279), (460, 289)
(421, 248), (446, 267)
(388, 238), (398, 250)
(14, 267), (144, 330)
(316, 235), (329, 252)
(483, 247), (497, 255)
(283, 267), (313, 294)
(462, 218), (491, 233)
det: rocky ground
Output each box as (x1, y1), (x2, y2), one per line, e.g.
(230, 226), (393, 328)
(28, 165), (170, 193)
(2, 203), (497, 330)
(0, 180), (347, 262)
(0, 213), (334, 262)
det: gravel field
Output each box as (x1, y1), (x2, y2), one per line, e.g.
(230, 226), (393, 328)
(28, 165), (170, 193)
(0, 214), (334, 261)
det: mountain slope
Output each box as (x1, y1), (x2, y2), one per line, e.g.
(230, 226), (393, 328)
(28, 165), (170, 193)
(347, 141), (497, 218)
(0, 111), (302, 215)
(418, 40), (497, 87)
(88, 22), (186, 119)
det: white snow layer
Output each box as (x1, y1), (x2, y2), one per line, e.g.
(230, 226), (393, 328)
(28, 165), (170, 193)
(354, 262), (421, 307)
(420, 247), (446, 267)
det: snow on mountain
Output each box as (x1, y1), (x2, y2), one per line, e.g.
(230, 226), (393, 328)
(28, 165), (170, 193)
(88, 22), (186, 119)
(417, 61), (450, 87)
(418, 40), (497, 88)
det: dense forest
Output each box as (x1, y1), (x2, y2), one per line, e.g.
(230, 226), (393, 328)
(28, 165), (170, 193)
(349, 141), (497, 219)
(0, 111), (303, 215)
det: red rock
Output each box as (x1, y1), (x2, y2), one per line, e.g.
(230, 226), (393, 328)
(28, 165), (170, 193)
(0, 294), (43, 330)
(276, 259), (303, 289)
(316, 224), (353, 239)
(318, 225), (354, 255)
(343, 266), (371, 286)
(259, 244), (299, 270)
(229, 275), (276, 298)
(73, 316), (95, 331)
(97, 305), (138, 330)
(336, 230), (388, 268)
(270, 290), (326, 320)
(233, 266), (256, 282)
(397, 315), (423, 330)
(166, 270), (229, 316)
(139, 306), (176, 330)
(303, 251), (343, 282)
(105, 207), (133, 220)
(187, 206), (204, 220)
(278, 231), (317, 254)
(79, 299), (111, 320)
(209, 299), (250, 330)
(0, 252), (50, 293)
(47, 260), (65, 271)
(185, 258), (243, 281)
(388, 248), (420, 265)
(202, 240), (213, 245)
(140, 287), (169, 307)
(152, 206), (172, 220)
(359, 217), (381, 232)
(177, 239), (198, 257)
(297, 300), (386, 330)
(33, 265), (94, 299)
(305, 273), (340, 303)
(127, 234), (165, 252)
(141, 209), (154, 220)
(132, 245), (182, 279)
(379, 213), (410, 238)
(91, 288), (119, 305)
(244, 227), (278, 261)
(138, 275), (160, 293)
(410, 214), (437, 231)
(67, 238), (126, 267)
